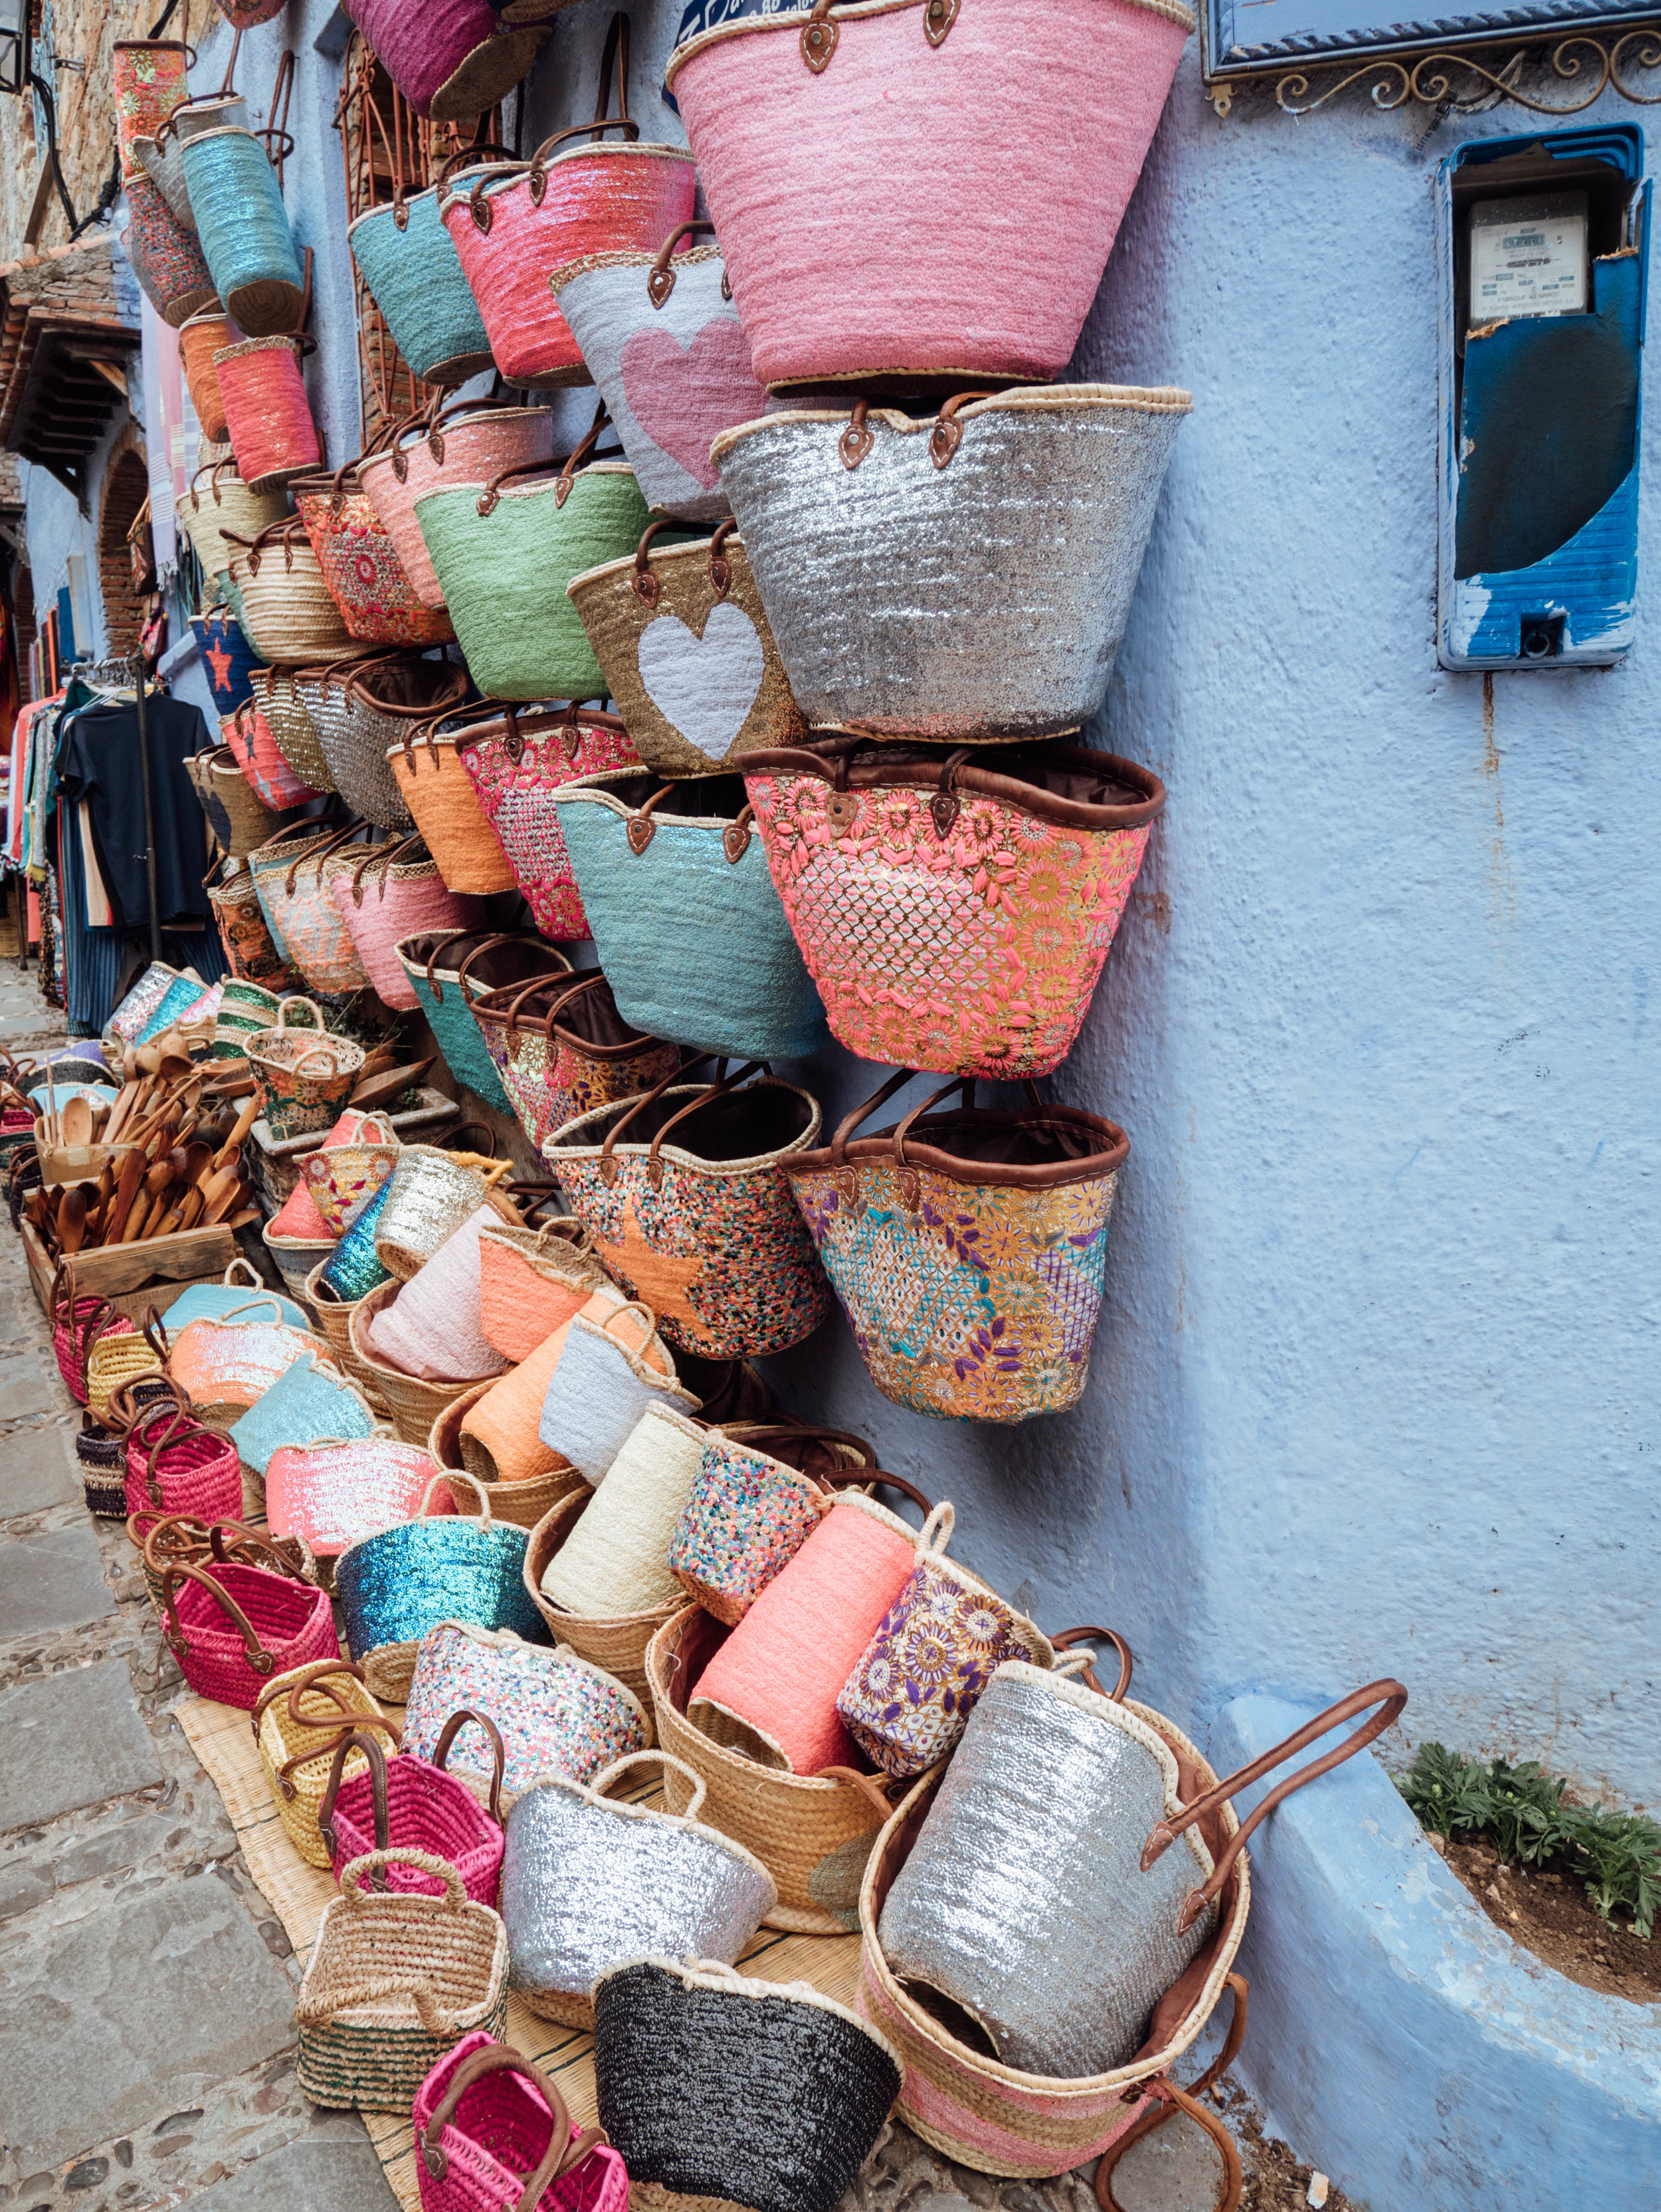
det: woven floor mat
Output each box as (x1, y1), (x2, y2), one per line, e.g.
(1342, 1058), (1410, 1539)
(176, 1692), (860, 2211)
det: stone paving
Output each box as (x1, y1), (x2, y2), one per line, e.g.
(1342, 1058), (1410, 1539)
(0, 985), (1297, 2212)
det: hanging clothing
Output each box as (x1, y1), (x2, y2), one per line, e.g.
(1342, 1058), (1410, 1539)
(54, 693), (212, 933)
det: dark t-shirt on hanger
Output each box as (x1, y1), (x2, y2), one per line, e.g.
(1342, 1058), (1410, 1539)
(55, 695), (212, 932)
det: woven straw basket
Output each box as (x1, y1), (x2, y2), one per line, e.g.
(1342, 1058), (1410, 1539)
(386, 722), (518, 896)
(334, 840), (485, 1011)
(250, 665), (337, 795)
(567, 520), (805, 775)
(253, 1659), (397, 1869)
(179, 308), (234, 440)
(292, 474), (455, 650)
(294, 656), (470, 831)
(347, 185), (494, 390)
(228, 518), (361, 666)
(343, 0), (549, 122)
(360, 401), (556, 611)
(522, 1488), (674, 1731)
(180, 126), (306, 336)
(453, 702), (641, 940)
(348, 1278), (499, 1446)
(646, 1604), (909, 1934)
(179, 462), (290, 594)
(392, 930), (570, 1111)
(114, 38), (190, 173)
(430, 1383), (587, 1530)
(124, 171), (217, 327)
(215, 337), (322, 494)
(304, 1264), (394, 1417)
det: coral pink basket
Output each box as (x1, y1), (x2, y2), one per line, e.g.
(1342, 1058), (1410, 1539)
(666, 0), (1195, 389)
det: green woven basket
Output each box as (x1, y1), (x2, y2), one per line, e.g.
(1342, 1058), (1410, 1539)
(413, 455), (651, 702)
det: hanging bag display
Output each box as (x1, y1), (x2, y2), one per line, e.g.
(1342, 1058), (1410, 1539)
(159, 1558), (340, 1708)
(248, 821), (343, 971)
(191, 603), (268, 713)
(334, 837), (486, 1011)
(195, 742), (293, 856)
(743, 736), (1165, 1078)
(716, 387), (1191, 740)
(180, 463), (291, 601)
(360, 397), (557, 612)
(551, 771), (827, 1062)
(293, 654), (469, 826)
(788, 1068), (1129, 1423)
(179, 308), (235, 432)
(501, 1750), (777, 2025)
(439, 15), (694, 387)
(545, 1053), (830, 1359)
(226, 517), (361, 664)
(667, 0), (1193, 389)
(385, 722), (518, 898)
(252, 1659), (398, 1868)
(181, 124), (306, 335)
(250, 664), (336, 794)
(452, 701), (641, 938)
(318, 1721), (506, 1906)
(252, 823), (373, 998)
(400, 1619), (649, 1800)
(568, 521), (805, 775)
(208, 860), (295, 987)
(334, 1471), (549, 1697)
(292, 466), (456, 651)
(347, 145), (497, 389)
(215, 334), (322, 493)
(536, 1298), (700, 1481)
(340, 0), (550, 122)
(393, 932), (571, 1110)
(224, 695), (323, 813)
(551, 218), (769, 522)
(294, 1849), (510, 2112)
(114, 39), (193, 176)
(473, 969), (679, 1155)
(591, 1958), (902, 2212)
(413, 409), (652, 701)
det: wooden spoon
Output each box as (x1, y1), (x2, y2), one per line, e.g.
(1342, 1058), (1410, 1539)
(57, 1186), (88, 1255)
(203, 1172), (250, 1226)
(85, 1163), (116, 1247)
(61, 1095), (94, 1148)
(104, 1147), (149, 1247)
(214, 1096), (261, 1170)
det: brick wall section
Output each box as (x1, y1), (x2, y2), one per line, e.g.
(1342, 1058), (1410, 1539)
(96, 421), (146, 654)
(0, 0), (161, 259)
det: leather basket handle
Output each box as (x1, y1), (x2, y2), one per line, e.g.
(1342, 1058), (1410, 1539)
(1095, 1976), (1248, 2212)
(159, 1559), (279, 1676)
(647, 218), (718, 308)
(1050, 1625), (1134, 1702)
(1145, 1682), (1408, 1932)
(419, 2041), (609, 2207)
(318, 1730), (390, 1862)
(431, 1707), (506, 1826)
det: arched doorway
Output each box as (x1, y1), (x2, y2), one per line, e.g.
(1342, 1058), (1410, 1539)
(96, 445), (150, 657)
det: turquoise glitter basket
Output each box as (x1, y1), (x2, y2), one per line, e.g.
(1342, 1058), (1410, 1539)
(179, 127), (304, 336)
(229, 1352), (379, 1481)
(347, 187), (494, 389)
(319, 1181), (394, 1302)
(550, 770), (829, 1063)
(334, 1472), (550, 1699)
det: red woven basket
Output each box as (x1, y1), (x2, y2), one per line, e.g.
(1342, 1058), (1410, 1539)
(160, 1558), (339, 1708)
(318, 1718), (506, 1906)
(215, 336), (322, 494)
(125, 1399), (246, 1522)
(50, 1268), (134, 1405)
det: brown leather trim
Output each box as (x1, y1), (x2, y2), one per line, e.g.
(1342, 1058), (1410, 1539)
(466, 971), (664, 1064)
(790, 1104), (1128, 1193)
(741, 736), (1165, 833)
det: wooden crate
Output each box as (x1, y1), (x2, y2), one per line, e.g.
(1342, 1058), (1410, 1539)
(22, 1217), (241, 1327)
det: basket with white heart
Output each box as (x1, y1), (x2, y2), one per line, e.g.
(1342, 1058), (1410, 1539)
(566, 519), (806, 777)
(549, 218), (772, 524)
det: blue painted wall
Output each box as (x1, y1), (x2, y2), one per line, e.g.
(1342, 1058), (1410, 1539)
(169, 10), (1658, 1807)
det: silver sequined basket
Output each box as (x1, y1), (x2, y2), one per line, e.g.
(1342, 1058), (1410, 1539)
(499, 1748), (777, 2026)
(591, 1956), (902, 2212)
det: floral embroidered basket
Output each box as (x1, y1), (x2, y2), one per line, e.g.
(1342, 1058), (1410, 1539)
(453, 700), (641, 938)
(743, 736), (1165, 1079)
(293, 468), (456, 649)
(787, 1068), (1130, 1423)
(251, 824), (374, 998)
(543, 1055), (830, 1361)
(299, 1113), (401, 1237)
(114, 39), (192, 176)
(246, 999), (367, 1140)
(470, 970), (679, 1156)
(567, 520), (805, 777)
(294, 654), (470, 831)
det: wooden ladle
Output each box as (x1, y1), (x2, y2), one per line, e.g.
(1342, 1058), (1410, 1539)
(60, 1095), (95, 1149)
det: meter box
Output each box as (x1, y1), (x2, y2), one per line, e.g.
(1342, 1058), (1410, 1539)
(1437, 127), (1650, 671)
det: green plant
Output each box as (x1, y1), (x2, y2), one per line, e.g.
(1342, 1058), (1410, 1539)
(1398, 1742), (1661, 1939)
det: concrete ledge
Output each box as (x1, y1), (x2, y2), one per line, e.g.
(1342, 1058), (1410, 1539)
(1209, 1694), (1661, 2212)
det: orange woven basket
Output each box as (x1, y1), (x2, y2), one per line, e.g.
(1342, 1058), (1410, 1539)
(180, 306), (235, 443)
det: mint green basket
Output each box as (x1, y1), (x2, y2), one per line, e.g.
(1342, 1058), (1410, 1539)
(413, 426), (652, 701)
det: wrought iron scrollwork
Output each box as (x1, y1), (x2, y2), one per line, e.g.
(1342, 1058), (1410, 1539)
(1207, 21), (1661, 116)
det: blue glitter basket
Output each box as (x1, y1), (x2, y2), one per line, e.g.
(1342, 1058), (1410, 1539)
(334, 1484), (549, 1698)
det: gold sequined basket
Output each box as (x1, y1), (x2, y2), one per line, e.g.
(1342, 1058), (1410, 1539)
(294, 1847), (509, 2112)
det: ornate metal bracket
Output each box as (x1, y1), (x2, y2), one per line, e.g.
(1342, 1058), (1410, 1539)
(1207, 22), (1661, 116)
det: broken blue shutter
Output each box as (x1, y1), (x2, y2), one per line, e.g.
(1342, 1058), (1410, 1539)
(1437, 126), (1649, 670)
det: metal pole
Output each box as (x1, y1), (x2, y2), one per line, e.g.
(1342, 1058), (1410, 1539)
(130, 653), (161, 965)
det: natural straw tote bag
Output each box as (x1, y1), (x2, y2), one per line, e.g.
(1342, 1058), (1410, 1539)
(224, 696), (322, 813)
(568, 522), (805, 775)
(247, 665), (334, 795)
(159, 1558), (340, 1708)
(401, 1620), (650, 1801)
(294, 656), (470, 829)
(180, 126), (306, 334)
(789, 1068), (1130, 1424)
(334, 1471), (549, 1698)
(591, 1958), (902, 2212)
(413, 2035), (629, 2212)
(252, 1659), (398, 1868)
(300, 1114), (401, 1237)
(292, 467), (456, 650)
(180, 464), (290, 601)
(123, 172), (218, 327)
(341, 0), (550, 122)
(537, 1299), (700, 1481)
(667, 0), (1193, 391)
(551, 771), (828, 1062)
(533, 1401), (703, 1619)
(334, 839), (486, 1010)
(429, 1383), (587, 1531)
(179, 308), (235, 439)
(545, 1056), (830, 1360)
(347, 148), (496, 391)
(215, 336), (322, 492)
(438, 16), (693, 387)
(365, 1203), (511, 1385)
(412, 418), (654, 700)
(473, 971), (679, 1154)
(360, 397), (558, 612)
(319, 1720), (506, 1906)
(394, 932), (571, 1110)
(202, 744), (296, 857)
(247, 1000), (367, 1139)
(251, 824), (372, 997)
(452, 702), (641, 938)
(114, 39), (192, 175)
(191, 604), (267, 714)
(386, 722), (518, 896)
(501, 1750), (777, 2026)
(743, 737), (1167, 1079)
(715, 387), (1191, 741)
(227, 518), (361, 664)
(294, 1849), (509, 2112)
(551, 218), (769, 522)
